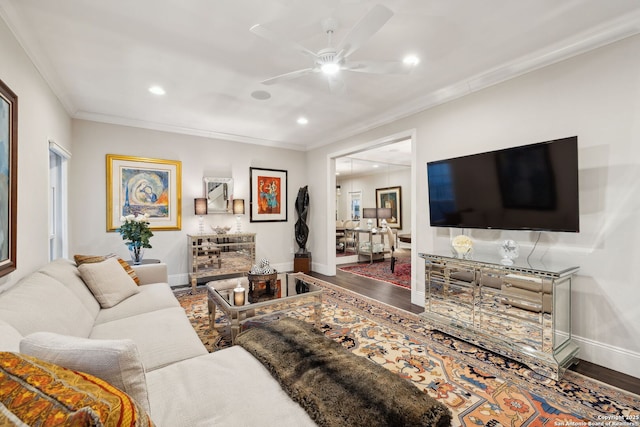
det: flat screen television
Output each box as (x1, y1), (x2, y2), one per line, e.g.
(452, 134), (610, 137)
(427, 136), (579, 232)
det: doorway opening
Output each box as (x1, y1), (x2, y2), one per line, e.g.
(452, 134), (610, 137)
(327, 129), (417, 305)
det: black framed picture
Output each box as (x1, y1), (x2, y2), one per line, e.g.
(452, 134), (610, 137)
(250, 167), (288, 222)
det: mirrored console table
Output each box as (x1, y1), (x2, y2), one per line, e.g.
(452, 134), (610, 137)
(419, 252), (579, 380)
(188, 233), (256, 293)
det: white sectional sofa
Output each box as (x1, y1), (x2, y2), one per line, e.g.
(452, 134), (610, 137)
(0, 258), (315, 426)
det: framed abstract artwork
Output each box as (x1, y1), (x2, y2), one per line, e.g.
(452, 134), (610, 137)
(376, 186), (402, 229)
(0, 79), (17, 278)
(249, 167), (287, 222)
(107, 155), (182, 231)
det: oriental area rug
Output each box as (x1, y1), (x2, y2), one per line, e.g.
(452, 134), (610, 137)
(175, 283), (640, 427)
(338, 258), (412, 289)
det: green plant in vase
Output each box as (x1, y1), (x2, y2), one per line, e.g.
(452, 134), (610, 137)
(118, 213), (153, 264)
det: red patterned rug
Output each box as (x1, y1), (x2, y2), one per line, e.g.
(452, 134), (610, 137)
(339, 258), (411, 289)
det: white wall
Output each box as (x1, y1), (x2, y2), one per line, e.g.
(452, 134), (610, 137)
(0, 17), (72, 290)
(308, 34), (640, 378)
(70, 120), (307, 286)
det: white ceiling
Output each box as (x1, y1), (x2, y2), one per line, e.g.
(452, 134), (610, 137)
(2, 0), (640, 153)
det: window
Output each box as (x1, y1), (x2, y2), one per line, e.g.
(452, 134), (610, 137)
(49, 141), (70, 261)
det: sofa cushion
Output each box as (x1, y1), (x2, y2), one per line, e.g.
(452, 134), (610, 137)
(90, 307), (208, 371)
(0, 352), (154, 426)
(20, 332), (150, 413)
(0, 272), (95, 338)
(94, 283), (180, 324)
(75, 253), (141, 285)
(145, 347), (315, 427)
(78, 257), (140, 308)
(38, 258), (101, 317)
(0, 319), (22, 352)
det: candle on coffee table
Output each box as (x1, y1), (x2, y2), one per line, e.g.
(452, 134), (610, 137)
(233, 286), (245, 306)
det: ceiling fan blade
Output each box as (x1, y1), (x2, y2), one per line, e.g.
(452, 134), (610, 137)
(250, 24), (318, 60)
(336, 4), (394, 60)
(344, 60), (413, 74)
(261, 68), (317, 85)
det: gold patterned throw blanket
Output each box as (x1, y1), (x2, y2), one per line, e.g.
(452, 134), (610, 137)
(235, 318), (452, 427)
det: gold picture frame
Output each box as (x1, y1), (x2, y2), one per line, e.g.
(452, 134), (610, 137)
(107, 155), (182, 231)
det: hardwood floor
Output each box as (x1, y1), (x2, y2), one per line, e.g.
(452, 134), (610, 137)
(311, 269), (640, 395)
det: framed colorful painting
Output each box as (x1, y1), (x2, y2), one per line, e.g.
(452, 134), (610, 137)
(0, 79), (18, 278)
(376, 186), (402, 229)
(107, 155), (182, 231)
(249, 167), (287, 222)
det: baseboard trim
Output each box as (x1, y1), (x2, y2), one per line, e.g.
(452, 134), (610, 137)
(572, 334), (640, 380)
(411, 290), (425, 307)
(312, 262), (333, 276)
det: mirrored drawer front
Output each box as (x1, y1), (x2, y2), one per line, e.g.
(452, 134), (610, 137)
(501, 285), (552, 314)
(429, 299), (475, 325)
(503, 274), (552, 293)
(428, 278), (475, 325)
(479, 287), (541, 320)
(480, 310), (548, 353)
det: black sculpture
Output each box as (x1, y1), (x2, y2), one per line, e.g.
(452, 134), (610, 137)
(295, 186), (309, 253)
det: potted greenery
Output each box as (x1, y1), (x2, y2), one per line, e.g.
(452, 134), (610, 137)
(118, 213), (153, 264)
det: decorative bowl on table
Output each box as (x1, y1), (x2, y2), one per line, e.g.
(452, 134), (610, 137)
(499, 239), (519, 265)
(211, 225), (231, 234)
(451, 235), (473, 259)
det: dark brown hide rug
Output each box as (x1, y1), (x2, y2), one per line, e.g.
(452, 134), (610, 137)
(235, 317), (452, 427)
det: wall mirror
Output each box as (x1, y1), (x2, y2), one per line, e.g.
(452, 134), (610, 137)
(204, 177), (233, 213)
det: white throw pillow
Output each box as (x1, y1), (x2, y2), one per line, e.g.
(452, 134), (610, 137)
(20, 332), (151, 413)
(78, 257), (139, 308)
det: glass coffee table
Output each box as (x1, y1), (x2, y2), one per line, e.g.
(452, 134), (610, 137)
(207, 273), (323, 344)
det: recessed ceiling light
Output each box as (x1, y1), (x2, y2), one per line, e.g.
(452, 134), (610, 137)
(297, 117), (309, 125)
(373, 164), (379, 168)
(403, 55), (420, 66)
(321, 63), (340, 75)
(148, 85), (166, 95)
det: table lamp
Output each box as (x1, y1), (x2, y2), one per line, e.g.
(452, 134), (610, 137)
(194, 198), (207, 234)
(233, 199), (245, 233)
(377, 208), (392, 231)
(362, 208), (377, 230)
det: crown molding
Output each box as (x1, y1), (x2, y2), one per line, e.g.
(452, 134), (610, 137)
(0, 0), (77, 115)
(73, 111), (307, 151)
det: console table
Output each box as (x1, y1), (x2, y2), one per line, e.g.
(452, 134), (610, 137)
(188, 233), (256, 293)
(419, 252), (579, 380)
(351, 228), (391, 263)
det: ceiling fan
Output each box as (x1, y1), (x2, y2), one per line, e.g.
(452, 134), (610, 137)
(250, 4), (416, 91)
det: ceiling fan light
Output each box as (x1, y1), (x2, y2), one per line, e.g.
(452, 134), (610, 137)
(403, 55), (420, 66)
(321, 63), (340, 75)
